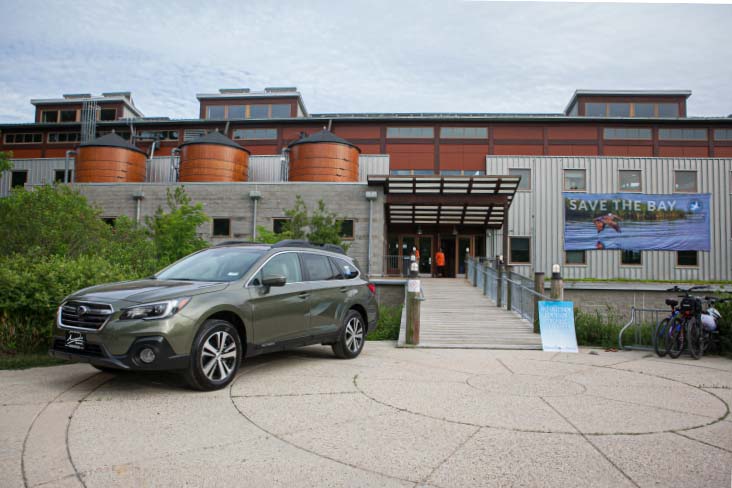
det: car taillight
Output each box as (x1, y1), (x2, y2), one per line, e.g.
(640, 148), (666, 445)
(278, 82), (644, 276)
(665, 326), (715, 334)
(367, 283), (376, 295)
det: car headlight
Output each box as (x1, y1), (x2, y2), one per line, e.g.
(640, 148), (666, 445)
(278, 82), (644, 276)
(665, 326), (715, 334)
(119, 297), (191, 321)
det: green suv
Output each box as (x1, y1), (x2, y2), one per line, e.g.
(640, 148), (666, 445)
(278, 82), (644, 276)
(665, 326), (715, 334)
(50, 240), (378, 390)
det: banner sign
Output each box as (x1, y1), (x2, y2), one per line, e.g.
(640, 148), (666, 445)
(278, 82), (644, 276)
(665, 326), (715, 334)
(563, 193), (711, 251)
(538, 301), (578, 353)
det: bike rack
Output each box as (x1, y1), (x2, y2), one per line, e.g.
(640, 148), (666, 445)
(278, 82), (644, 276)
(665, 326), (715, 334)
(618, 306), (667, 351)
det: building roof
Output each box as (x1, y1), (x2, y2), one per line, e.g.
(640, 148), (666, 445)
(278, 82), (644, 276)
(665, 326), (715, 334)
(196, 88), (309, 117)
(30, 93), (144, 117)
(79, 132), (146, 154)
(179, 130), (250, 152)
(564, 89), (692, 115)
(287, 129), (361, 151)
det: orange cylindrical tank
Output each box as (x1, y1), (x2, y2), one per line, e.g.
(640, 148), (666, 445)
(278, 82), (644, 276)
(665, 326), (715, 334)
(178, 131), (249, 182)
(75, 133), (147, 183)
(288, 130), (360, 182)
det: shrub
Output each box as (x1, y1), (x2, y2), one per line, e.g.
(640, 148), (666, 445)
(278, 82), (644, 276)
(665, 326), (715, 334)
(366, 305), (403, 341)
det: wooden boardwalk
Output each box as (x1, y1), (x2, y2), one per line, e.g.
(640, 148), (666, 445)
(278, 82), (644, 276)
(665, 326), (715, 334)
(407, 278), (542, 349)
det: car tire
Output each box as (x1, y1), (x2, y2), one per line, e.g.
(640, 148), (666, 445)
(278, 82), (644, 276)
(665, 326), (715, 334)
(184, 319), (242, 391)
(332, 309), (366, 359)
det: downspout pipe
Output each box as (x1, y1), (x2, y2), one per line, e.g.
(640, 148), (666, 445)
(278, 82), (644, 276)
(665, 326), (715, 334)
(64, 150), (77, 183)
(249, 190), (262, 240)
(365, 191), (378, 275)
(170, 148), (180, 182)
(132, 189), (145, 224)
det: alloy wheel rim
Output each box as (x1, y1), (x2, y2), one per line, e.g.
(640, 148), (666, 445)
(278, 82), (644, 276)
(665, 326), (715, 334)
(201, 331), (237, 381)
(345, 316), (364, 353)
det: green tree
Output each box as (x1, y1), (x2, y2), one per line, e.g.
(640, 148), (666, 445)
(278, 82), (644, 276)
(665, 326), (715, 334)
(146, 186), (209, 265)
(282, 195), (309, 239)
(0, 151), (12, 172)
(308, 199), (350, 251)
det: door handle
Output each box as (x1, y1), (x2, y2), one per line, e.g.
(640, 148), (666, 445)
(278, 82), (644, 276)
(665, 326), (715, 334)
(298, 292), (310, 300)
(339, 287), (349, 293)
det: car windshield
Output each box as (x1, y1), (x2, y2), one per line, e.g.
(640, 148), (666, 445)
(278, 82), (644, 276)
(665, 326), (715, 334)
(156, 247), (266, 282)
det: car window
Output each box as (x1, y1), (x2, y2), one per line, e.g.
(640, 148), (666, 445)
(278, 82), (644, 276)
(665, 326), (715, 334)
(259, 253), (302, 284)
(302, 253), (338, 281)
(331, 257), (359, 279)
(157, 247), (265, 282)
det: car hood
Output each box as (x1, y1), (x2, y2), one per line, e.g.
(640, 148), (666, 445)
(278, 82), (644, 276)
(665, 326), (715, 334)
(68, 279), (229, 305)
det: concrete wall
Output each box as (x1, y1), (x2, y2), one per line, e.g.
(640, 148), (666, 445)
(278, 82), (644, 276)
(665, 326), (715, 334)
(76, 182), (386, 276)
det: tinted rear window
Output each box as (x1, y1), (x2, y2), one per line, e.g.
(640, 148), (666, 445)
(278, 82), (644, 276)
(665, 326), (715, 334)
(301, 253), (338, 281)
(331, 257), (359, 279)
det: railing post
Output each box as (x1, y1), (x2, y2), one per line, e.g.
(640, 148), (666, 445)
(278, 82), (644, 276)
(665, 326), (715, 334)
(496, 262), (503, 308)
(406, 262), (420, 345)
(505, 265), (513, 311)
(533, 271), (545, 333)
(550, 264), (564, 301)
(483, 262), (490, 296)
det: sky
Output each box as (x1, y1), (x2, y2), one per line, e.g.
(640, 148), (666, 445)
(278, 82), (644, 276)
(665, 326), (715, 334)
(1, 0), (731, 122)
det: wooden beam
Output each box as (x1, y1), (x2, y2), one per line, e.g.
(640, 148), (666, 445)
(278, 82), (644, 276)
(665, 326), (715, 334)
(386, 193), (510, 206)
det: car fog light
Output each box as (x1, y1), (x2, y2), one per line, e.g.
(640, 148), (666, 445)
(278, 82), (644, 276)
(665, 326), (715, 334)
(139, 347), (156, 364)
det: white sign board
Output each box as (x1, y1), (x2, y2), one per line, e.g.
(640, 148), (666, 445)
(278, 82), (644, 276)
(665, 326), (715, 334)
(538, 301), (578, 353)
(407, 279), (421, 293)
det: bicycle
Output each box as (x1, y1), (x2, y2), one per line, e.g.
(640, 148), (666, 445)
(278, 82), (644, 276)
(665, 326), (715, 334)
(663, 286), (708, 359)
(653, 298), (679, 358)
(687, 296), (727, 359)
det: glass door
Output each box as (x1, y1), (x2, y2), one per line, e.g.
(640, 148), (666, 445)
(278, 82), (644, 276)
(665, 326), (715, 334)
(457, 236), (473, 276)
(418, 236), (432, 275)
(387, 235), (400, 275)
(401, 236), (416, 277)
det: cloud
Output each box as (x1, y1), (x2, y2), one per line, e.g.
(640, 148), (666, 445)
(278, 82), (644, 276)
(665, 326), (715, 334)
(0, 0), (730, 121)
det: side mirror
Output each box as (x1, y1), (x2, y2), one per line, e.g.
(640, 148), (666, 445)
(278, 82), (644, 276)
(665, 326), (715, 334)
(262, 274), (286, 287)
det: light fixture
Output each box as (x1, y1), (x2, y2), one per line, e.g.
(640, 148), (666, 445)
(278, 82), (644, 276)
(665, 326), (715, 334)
(417, 225), (423, 235)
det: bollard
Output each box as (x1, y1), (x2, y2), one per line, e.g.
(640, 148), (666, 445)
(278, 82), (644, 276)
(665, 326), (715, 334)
(505, 264), (513, 311)
(550, 264), (564, 301)
(533, 271), (545, 333)
(406, 261), (421, 345)
(496, 260), (503, 308)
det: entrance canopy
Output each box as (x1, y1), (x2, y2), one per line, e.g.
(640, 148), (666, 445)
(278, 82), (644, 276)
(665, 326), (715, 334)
(367, 175), (520, 228)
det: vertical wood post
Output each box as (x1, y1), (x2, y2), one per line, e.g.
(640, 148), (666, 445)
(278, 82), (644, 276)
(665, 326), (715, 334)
(550, 264), (564, 301)
(406, 263), (420, 345)
(533, 271), (545, 333)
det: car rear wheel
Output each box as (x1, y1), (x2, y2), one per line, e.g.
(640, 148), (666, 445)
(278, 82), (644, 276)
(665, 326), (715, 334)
(332, 310), (365, 359)
(184, 319), (242, 391)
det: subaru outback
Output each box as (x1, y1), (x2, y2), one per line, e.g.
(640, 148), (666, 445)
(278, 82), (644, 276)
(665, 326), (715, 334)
(50, 240), (378, 390)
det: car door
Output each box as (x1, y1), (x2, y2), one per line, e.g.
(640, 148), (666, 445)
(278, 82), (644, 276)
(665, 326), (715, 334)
(300, 252), (343, 337)
(248, 252), (310, 346)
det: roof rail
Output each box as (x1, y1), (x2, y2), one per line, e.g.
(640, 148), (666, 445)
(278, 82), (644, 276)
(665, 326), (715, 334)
(271, 239), (345, 255)
(215, 240), (263, 246)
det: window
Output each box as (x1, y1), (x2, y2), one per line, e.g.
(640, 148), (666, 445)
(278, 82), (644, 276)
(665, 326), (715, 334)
(565, 251), (586, 265)
(619, 170), (642, 192)
(659, 128), (707, 140)
(99, 108), (117, 121)
(11, 171), (27, 188)
(657, 103), (679, 118)
(54, 170), (73, 182)
(439, 170), (485, 176)
(412, 170), (435, 175)
(41, 110), (58, 122)
(585, 103), (605, 117)
(634, 103), (655, 118)
(386, 127), (434, 138)
(60, 110), (77, 122)
(508, 168), (531, 190)
(509, 237), (530, 264)
(564, 169), (586, 191)
(339, 219), (354, 239)
(137, 131), (179, 141)
(714, 129), (732, 140)
(603, 128), (652, 140)
(96, 130), (131, 140)
(621, 250), (642, 265)
(207, 106), (225, 120)
(301, 253), (337, 281)
(249, 105), (269, 118)
(102, 217), (117, 227)
(273, 218), (290, 234)
(440, 127), (487, 139)
(390, 170), (411, 175)
(389, 169), (436, 175)
(440, 170), (462, 176)
(260, 253), (302, 283)
(228, 105), (246, 120)
(331, 258), (359, 279)
(608, 103), (630, 117)
(233, 128), (277, 140)
(4, 133), (42, 144)
(271, 104), (291, 118)
(674, 171), (697, 193)
(212, 218), (231, 237)
(677, 251), (698, 267)
(48, 132), (81, 143)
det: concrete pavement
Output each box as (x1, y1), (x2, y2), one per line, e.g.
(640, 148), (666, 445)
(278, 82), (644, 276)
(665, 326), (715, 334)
(1, 343), (731, 487)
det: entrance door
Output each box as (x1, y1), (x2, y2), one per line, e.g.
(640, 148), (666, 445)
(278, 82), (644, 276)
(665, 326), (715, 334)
(401, 236), (416, 276)
(386, 235), (400, 275)
(457, 236), (472, 277)
(418, 236), (432, 275)
(439, 237), (456, 278)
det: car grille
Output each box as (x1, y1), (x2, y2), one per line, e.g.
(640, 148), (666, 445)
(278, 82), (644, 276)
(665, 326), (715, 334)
(60, 301), (113, 330)
(52, 339), (105, 357)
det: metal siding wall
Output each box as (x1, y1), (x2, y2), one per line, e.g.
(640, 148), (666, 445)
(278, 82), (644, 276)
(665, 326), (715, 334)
(249, 155), (285, 182)
(486, 156), (732, 281)
(147, 156), (176, 183)
(1, 158), (71, 196)
(359, 155), (390, 181)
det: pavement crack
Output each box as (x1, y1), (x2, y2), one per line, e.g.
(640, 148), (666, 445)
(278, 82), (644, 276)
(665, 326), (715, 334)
(670, 431), (732, 454)
(496, 358), (514, 374)
(539, 396), (640, 488)
(231, 391), (359, 399)
(420, 426), (481, 485)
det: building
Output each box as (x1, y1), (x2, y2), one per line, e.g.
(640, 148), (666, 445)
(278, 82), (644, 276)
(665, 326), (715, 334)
(1, 87), (731, 281)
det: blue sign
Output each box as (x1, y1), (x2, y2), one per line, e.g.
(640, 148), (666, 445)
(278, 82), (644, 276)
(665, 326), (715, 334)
(563, 193), (711, 251)
(538, 301), (578, 353)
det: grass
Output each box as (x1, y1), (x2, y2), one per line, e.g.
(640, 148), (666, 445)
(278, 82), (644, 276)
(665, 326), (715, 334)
(0, 353), (65, 370)
(366, 305), (403, 341)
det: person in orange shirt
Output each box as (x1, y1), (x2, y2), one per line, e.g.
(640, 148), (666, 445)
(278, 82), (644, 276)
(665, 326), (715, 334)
(435, 248), (446, 277)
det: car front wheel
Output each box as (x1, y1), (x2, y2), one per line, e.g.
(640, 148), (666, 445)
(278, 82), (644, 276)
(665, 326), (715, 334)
(332, 310), (365, 359)
(184, 319), (242, 391)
